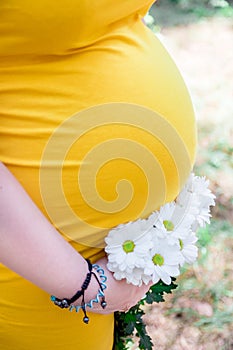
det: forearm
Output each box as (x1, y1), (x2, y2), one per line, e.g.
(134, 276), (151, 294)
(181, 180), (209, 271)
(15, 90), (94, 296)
(0, 162), (152, 314)
(0, 162), (99, 301)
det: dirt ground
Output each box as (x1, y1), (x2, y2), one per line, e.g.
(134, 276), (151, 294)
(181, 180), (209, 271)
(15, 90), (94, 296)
(142, 17), (233, 350)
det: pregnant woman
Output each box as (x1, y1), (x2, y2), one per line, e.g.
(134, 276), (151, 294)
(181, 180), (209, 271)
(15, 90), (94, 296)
(0, 1), (196, 349)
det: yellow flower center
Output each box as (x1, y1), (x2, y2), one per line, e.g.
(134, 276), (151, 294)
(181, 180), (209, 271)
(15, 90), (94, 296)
(122, 240), (135, 253)
(179, 239), (184, 250)
(163, 220), (174, 231)
(152, 253), (164, 266)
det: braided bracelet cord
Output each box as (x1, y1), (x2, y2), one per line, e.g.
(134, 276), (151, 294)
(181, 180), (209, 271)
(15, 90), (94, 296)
(50, 259), (107, 324)
(72, 264), (107, 314)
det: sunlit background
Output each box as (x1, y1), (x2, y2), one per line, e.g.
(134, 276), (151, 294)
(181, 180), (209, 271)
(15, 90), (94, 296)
(136, 1), (233, 349)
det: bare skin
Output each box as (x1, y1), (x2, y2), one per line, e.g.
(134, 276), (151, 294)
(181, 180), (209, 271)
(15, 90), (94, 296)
(0, 162), (151, 314)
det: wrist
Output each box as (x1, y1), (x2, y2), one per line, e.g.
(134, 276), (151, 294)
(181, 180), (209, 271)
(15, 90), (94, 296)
(50, 259), (108, 322)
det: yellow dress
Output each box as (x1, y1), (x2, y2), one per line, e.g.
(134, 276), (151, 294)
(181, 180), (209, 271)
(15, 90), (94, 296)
(0, 1), (197, 349)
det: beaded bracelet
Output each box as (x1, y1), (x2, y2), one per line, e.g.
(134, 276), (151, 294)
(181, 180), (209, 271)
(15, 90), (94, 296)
(70, 264), (107, 314)
(51, 259), (107, 323)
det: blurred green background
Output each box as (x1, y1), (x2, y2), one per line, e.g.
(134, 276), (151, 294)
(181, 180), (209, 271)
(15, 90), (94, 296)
(140, 1), (233, 349)
(150, 0), (233, 27)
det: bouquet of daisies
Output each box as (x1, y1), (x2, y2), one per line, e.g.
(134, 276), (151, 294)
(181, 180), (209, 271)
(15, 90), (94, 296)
(104, 173), (215, 349)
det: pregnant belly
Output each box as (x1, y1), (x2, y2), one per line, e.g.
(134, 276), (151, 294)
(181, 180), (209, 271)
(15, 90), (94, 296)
(0, 21), (196, 249)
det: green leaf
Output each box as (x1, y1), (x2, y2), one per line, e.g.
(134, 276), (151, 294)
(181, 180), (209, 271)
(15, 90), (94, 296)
(125, 322), (135, 335)
(143, 279), (178, 304)
(114, 279), (177, 349)
(138, 334), (154, 350)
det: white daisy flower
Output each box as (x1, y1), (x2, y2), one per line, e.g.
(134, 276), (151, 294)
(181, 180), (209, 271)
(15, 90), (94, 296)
(144, 235), (182, 285)
(175, 175), (200, 226)
(105, 219), (153, 272)
(192, 175), (215, 199)
(176, 173), (215, 230)
(116, 268), (150, 286)
(158, 202), (176, 232)
(104, 173), (215, 286)
(193, 177), (215, 229)
(156, 201), (193, 244)
(178, 231), (198, 265)
(107, 264), (151, 286)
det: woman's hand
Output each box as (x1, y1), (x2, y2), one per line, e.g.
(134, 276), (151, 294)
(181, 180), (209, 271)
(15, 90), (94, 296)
(88, 256), (152, 314)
